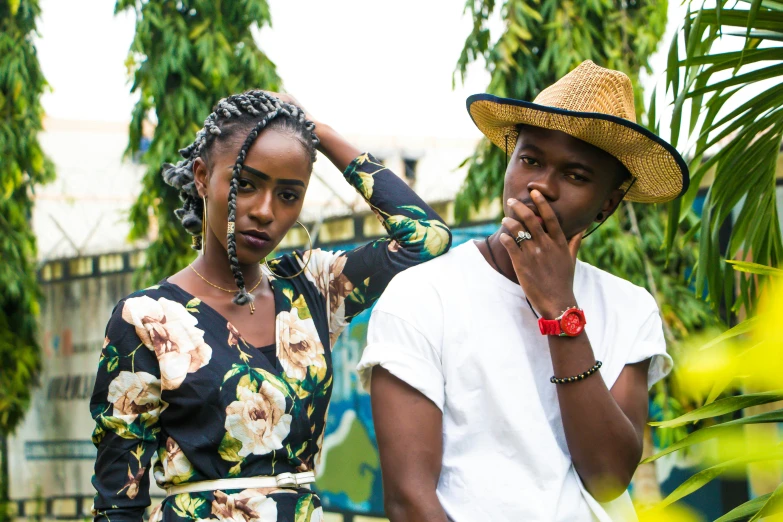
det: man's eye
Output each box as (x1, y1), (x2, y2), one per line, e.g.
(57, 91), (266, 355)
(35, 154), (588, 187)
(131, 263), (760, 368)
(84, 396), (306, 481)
(238, 178), (254, 190)
(566, 172), (588, 182)
(520, 156), (539, 166)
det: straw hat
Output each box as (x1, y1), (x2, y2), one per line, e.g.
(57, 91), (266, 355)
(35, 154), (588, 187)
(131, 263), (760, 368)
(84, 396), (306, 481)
(466, 60), (689, 203)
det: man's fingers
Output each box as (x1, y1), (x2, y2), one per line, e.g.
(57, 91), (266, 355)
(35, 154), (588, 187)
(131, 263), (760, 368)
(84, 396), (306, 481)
(499, 233), (524, 264)
(530, 190), (565, 242)
(501, 217), (527, 243)
(507, 198), (545, 237)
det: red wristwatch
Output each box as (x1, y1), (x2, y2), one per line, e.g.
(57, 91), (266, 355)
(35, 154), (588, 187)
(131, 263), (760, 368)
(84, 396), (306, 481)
(538, 307), (586, 337)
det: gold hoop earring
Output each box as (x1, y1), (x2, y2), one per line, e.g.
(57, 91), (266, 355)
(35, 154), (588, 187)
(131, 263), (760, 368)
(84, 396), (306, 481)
(201, 196), (208, 254)
(263, 220), (312, 279)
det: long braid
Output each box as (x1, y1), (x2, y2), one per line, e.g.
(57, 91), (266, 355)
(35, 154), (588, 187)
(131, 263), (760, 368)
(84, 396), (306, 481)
(162, 90), (319, 307)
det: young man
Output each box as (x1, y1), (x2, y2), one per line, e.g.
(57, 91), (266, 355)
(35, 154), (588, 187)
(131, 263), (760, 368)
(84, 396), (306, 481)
(357, 61), (689, 522)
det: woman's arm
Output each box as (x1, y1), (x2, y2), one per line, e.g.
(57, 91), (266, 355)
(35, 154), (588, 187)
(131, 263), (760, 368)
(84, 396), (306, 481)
(372, 367), (448, 522)
(313, 121), (360, 173)
(269, 92), (452, 336)
(90, 300), (162, 522)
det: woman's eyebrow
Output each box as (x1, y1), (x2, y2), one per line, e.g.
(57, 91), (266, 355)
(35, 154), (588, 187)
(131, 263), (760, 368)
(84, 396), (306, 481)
(240, 165), (305, 187)
(240, 164), (270, 181)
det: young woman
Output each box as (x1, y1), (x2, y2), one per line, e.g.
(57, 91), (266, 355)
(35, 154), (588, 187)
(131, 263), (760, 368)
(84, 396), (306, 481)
(89, 91), (451, 522)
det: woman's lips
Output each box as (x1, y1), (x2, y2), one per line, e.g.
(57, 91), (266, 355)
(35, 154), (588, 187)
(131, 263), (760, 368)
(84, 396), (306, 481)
(240, 232), (271, 250)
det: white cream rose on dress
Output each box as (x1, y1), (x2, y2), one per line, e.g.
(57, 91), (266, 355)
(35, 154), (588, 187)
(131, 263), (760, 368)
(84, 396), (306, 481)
(301, 250), (354, 340)
(107, 371), (161, 423)
(224, 383), (292, 457)
(278, 308), (325, 381)
(153, 437), (195, 485)
(121, 295), (212, 390)
(211, 489), (278, 522)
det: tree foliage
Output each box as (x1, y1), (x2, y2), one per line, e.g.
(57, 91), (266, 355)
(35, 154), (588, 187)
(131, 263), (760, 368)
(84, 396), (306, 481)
(644, 263), (783, 521)
(118, 0), (281, 285)
(642, 2), (783, 518)
(0, 0), (54, 438)
(662, 0), (783, 318)
(0, 0), (54, 512)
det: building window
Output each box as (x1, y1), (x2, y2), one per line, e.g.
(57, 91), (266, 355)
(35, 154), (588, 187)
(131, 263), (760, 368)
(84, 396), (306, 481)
(403, 158), (418, 184)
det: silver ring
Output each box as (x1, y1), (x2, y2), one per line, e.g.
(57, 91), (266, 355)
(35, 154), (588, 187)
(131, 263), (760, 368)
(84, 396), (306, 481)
(515, 230), (532, 246)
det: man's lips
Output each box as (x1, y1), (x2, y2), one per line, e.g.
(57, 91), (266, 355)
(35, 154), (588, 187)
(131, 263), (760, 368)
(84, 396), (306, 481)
(524, 205), (545, 227)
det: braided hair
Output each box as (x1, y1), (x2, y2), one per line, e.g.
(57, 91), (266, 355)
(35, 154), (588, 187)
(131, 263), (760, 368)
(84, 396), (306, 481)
(162, 90), (319, 307)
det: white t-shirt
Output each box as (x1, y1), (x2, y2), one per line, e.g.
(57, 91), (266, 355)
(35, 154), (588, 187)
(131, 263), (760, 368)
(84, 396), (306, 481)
(357, 241), (672, 522)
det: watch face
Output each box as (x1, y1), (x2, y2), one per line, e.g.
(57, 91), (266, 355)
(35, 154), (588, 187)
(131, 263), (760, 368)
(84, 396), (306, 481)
(560, 309), (585, 336)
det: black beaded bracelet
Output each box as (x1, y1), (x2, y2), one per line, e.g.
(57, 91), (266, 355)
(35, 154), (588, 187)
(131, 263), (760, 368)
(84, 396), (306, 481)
(550, 361), (602, 384)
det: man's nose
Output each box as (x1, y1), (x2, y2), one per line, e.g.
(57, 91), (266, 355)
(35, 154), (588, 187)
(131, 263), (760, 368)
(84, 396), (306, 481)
(527, 169), (559, 201)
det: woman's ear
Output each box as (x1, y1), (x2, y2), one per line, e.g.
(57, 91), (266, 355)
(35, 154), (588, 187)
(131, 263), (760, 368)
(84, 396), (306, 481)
(193, 157), (209, 197)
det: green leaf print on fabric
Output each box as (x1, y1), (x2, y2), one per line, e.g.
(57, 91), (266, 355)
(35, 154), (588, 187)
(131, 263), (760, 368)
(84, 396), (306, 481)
(185, 297), (200, 313)
(294, 494), (316, 522)
(346, 277), (372, 308)
(221, 363), (245, 389)
(291, 294), (312, 320)
(94, 415), (134, 441)
(344, 153), (377, 200)
(172, 493), (210, 520)
(117, 444), (147, 499)
(99, 343), (121, 373)
(218, 432), (244, 463)
(398, 204), (428, 219)
(385, 215), (451, 259)
(279, 281), (313, 320)
(284, 360), (328, 404)
(91, 425), (106, 445)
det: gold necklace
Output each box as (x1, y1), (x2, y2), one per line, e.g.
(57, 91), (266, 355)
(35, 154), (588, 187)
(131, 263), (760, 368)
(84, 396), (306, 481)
(188, 264), (264, 314)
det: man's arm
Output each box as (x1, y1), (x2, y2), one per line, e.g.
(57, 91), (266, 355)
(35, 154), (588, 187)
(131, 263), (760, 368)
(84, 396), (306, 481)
(371, 367), (449, 522)
(548, 335), (650, 501)
(499, 191), (656, 502)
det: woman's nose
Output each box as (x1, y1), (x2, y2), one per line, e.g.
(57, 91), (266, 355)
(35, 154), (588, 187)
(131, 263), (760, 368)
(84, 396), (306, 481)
(248, 191), (275, 223)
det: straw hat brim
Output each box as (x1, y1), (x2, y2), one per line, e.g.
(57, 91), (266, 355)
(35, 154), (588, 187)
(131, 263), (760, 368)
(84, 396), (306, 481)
(467, 94), (689, 203)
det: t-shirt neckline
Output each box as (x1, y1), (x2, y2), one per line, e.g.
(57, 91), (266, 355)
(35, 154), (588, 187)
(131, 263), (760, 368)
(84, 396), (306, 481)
(464, 240), (527, 296)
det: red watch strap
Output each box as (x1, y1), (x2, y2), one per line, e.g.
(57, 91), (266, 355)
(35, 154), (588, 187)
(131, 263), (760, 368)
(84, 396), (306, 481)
(538, 318), (561, 336)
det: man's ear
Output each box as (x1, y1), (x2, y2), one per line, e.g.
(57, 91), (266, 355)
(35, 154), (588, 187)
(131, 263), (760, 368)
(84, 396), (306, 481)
(193, 157), (209, 198)
(598, 187), (625, 222)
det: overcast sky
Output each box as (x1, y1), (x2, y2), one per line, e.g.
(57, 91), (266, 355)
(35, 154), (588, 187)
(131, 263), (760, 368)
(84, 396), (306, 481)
(36, 1), (689, 140)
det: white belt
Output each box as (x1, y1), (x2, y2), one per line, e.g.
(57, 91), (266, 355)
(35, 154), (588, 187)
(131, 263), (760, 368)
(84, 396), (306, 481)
(166, 471), (316, 496)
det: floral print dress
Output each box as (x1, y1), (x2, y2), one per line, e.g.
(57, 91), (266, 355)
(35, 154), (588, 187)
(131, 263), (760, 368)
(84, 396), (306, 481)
(90, 153), (451, 522)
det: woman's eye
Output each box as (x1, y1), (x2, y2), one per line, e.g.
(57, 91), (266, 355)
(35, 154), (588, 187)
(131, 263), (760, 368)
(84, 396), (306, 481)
(238, 178), (255, 190)
(279, 192), (300, 203)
